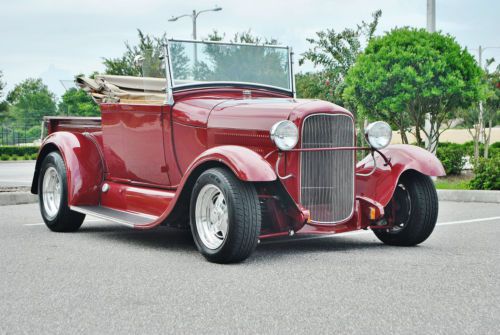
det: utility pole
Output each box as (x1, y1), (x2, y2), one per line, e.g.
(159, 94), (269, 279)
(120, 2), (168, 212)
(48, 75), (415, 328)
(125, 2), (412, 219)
(425, 0), (436, 153)
(427, 0), (436, 32)
(168, 6), (222, 64)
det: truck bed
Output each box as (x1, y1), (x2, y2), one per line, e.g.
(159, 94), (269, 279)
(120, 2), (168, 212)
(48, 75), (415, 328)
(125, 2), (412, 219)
(44, 116), (101, 135)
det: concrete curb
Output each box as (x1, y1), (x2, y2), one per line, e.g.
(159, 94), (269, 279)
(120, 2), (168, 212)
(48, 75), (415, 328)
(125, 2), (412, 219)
(0, 192), (38, 206)
(437, 190), (500, 204)
(1, 190), (499, 206)
(0, 160), (36, 163)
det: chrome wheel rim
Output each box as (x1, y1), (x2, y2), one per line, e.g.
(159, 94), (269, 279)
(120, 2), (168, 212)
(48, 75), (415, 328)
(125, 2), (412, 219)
(42, 167), (62, 220)
(195, 184), (228, 250)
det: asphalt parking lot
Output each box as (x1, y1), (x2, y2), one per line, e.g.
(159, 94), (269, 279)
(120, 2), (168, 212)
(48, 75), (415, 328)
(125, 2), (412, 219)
(0, 161), (35, 188)
(1, 201), (499, 334)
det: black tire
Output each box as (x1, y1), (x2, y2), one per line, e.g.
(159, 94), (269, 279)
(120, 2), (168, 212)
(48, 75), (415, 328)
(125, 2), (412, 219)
(38, 152), (85, 232)
(189, 167), (261, 263)
(374, 171), (438, 246)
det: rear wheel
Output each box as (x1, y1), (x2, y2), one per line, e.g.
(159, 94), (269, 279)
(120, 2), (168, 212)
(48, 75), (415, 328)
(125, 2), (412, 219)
(190, 168), (261, 263)
(374, 171), (438, 246)
(38, 152), (85, 232)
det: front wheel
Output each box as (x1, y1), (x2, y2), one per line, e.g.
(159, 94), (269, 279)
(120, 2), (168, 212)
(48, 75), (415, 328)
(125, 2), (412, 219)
(38, 152), (85, 232)
(190, 168), (261, 263)
(373, 171), (438, 246)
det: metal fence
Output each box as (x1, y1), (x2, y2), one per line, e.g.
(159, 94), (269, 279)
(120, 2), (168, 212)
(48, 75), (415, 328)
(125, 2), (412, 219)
(0, 120), (43, 146)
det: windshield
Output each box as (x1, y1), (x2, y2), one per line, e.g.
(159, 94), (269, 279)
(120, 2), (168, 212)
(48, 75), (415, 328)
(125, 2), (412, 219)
(167, 40), (292, 91)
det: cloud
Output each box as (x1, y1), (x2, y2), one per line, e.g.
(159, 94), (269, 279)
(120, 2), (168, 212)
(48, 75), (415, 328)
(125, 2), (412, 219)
(1, 0), (499, 95)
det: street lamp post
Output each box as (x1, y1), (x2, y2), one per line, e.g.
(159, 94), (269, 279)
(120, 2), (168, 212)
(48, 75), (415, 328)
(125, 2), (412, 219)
(168, 6), (222, 63)
(424, 0), (436, 152)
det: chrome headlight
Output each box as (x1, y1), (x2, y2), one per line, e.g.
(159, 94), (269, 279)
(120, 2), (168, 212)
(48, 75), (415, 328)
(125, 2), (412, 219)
(365, 121), (392, 149)
(270, 120), (299, 151)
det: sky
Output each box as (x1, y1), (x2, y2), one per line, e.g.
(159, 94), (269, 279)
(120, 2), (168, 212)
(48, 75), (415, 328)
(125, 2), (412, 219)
(1, 0), (499, 98)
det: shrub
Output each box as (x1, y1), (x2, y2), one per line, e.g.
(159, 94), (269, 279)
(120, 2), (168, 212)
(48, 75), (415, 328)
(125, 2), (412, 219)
(436, 143), (466, 175)
(0, 146), (39, 156)
(469, 156), (500, 190)
(0, 153), (8, 160)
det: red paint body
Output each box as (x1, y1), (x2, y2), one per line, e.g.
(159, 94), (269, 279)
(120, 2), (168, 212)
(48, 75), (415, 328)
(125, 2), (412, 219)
(32, 86), (445, 237)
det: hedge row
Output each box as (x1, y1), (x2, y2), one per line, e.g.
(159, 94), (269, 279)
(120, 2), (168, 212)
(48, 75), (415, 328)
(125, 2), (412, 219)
(0, 153), (38, 161)
(469, 156), (500, 190)
(437, 141), (499, 190)
(0, 146), (40, 156)
(0, 146), (39, 160)
(437, 142), (499, 175)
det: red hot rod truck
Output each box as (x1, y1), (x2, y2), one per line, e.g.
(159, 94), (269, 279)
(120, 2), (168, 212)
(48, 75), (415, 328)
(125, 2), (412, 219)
(32, 40), (445, 263)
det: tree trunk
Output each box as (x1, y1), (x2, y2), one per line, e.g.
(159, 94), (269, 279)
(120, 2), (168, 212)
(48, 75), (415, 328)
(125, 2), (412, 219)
(483, 119), (492, 159)
(399, 124), (408, 144)
(415, 123), (423, 147)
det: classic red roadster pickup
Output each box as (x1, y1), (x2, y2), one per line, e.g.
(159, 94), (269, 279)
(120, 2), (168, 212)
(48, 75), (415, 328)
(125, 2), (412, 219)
(32, 40), (445, 263)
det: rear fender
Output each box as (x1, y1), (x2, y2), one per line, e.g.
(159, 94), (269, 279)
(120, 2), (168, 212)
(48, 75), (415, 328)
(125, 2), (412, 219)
(356, 144), (445, 207)
(31, 132), (104, 206)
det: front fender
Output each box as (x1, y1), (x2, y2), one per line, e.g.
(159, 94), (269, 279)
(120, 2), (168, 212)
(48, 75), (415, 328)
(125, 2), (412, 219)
(134, 145), (277, 229)
(356, 144), (445, 207)
(186, 145), (277, 182)
(31, 132), (104, 206)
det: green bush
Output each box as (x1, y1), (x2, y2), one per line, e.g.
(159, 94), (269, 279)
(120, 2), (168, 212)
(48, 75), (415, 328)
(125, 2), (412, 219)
(0, 146), (39, 156)
(469, 156), (500, 190)
(0, 153), (9, 160)
(436, 143), (466, 175)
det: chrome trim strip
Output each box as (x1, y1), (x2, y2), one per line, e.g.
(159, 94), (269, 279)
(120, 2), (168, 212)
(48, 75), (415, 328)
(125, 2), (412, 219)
(70, 206), (157, 228)
(164, 44), (175, 105)
(172, 81), (292, 93)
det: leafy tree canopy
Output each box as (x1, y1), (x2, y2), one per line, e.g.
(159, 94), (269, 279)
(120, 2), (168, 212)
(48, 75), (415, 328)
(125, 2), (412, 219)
(0, 70), (5, 99)
(104, 29), (164, 78)
(58, 87), (100, 117)
(0, 70), (8, 121)
(299, 10), (381, 105)
(344, 27), (484, 147)
(103, 29), (189, 79)
(6, 78), (56, 124)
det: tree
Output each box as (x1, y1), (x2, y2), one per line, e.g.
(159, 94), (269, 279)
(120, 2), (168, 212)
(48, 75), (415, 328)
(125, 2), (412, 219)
(6, 78), (56, 124)
(103, 29), (189, 79)
(58, 87), (100, 116)
(0, 70), (5, 98)
(0, 70), (8, 121)
(344, 28), (484, 149)
(299, 10), (381, 107)
(482, 61), (500, 158)
(296, 72), (331, 100)
(459, 60), (499, 161)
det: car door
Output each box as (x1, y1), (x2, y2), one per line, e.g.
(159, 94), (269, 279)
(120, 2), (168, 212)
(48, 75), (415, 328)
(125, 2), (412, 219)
(101, 102), (170, 187)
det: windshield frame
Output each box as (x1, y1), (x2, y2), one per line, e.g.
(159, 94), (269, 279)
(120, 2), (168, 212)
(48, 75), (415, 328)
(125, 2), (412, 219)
(164, 39), (295, 97)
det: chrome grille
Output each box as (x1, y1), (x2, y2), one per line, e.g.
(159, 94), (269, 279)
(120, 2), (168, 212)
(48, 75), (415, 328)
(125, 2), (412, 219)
(300, 114), (355, 223)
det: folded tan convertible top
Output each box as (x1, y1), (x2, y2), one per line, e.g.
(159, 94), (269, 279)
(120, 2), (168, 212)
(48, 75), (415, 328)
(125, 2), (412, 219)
(76, 75), (167, 104)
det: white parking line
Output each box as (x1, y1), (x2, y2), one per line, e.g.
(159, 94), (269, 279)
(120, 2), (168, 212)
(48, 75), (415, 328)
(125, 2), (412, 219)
(263, 215), (500, 244)
(437, 216), (500, 226)
(23, 214), (500, 237)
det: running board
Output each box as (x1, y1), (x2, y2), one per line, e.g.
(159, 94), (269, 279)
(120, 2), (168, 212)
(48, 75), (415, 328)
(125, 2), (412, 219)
(71, 205), (157, 227)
